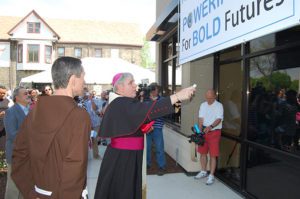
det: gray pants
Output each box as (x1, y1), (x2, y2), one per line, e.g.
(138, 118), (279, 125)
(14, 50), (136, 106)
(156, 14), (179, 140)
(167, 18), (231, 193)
(5, 164), (23, 199)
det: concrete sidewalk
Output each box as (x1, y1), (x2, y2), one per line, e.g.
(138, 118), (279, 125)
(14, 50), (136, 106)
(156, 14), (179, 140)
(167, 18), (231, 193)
(87, 146), (244, 199)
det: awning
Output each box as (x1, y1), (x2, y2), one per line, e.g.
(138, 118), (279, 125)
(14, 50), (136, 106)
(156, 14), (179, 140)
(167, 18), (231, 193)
(146, 0), (179, 41)
(20, 57), (155, 85)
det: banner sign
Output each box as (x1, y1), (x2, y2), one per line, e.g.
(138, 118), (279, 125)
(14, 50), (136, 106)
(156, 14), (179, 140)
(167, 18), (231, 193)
(179, 0), (300, 64)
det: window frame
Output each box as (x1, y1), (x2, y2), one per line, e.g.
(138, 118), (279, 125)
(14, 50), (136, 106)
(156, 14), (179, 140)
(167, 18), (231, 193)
(17, 44), (23, 63)
(95, 48), (102, 57)
(74, 47), (82, 58)
(161, 33), (182, 126)
(27, 22), (41, 33)
(27, 44), (40, 63)
(45, 45), (52, 64)
(57, 47), (65, 57)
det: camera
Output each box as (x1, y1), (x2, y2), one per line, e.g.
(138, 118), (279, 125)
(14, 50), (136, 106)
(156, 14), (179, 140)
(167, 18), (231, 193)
(188, 124), (205, 146)
(136, 84), (156, 101)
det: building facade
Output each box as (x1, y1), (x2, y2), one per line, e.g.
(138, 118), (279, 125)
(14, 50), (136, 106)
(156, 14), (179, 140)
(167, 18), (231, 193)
(0, 10), (143, 89)
(147, 1), (300, 198)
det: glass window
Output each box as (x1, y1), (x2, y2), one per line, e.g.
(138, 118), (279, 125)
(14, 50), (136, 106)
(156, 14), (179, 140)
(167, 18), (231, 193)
(276, 25), (300, 46)
(27, 44), (39, 63)
(162, 62), (182, 124)
(248, 48), (300, 155)
(74, 48), (82, 58)
(168, 61), (173, 93)
(217, 137), (241, 186)
(219, 61), (243, 137)
(27, 23), (33, 33)
(18, 44), (23, 63)
(45, 45), (52, 64)
(250, 25), (300, 53)
(57, 47), (65, 57)
(35, 23), (40, 33)
(250, 34), (275, 53)
(167, 42), (173, 59)
(175, 64), (182, 92)
(162, 34), (181, 125)
(27, 22), (40, 33)
(95, 48), (102, 57)
(246, 146), (300, 199)
(174, 64), (182, 124)
(219, 45), (241, 61)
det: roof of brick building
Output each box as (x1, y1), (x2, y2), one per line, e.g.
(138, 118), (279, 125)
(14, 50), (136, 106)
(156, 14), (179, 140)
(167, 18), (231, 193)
(0, 12), (143, 46)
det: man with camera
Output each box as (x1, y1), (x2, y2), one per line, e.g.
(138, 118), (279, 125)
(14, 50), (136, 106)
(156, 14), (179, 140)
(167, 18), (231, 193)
(146, 83), (167, 176)
(194, 89), (223, 185)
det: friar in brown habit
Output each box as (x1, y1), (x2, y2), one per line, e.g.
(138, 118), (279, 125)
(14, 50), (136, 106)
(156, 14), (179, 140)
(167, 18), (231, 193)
(12, 57), (91, 199)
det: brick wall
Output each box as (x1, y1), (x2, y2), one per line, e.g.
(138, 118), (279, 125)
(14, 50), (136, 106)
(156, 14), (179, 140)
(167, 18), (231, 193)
(3, 43), (142, 90)
(0, 68), (10, 88)
(55, 44), (141, 65)
(119, 49), (141, 65)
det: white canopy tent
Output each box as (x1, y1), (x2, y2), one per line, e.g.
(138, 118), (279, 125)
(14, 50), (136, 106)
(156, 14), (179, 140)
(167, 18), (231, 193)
(20, 57), (155, 85)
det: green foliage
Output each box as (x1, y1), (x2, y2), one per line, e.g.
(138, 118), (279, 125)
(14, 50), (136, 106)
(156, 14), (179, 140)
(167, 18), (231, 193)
(250, 77), (260, 89)
(0, 151), (7, 170)
(290, 80), (299, 91)
(251, 71), (295, 91)
(141, 38), (155, 68)
(269, 71), (291, 90)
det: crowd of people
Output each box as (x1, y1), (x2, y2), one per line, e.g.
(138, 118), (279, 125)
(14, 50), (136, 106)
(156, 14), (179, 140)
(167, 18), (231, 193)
(0, 56), (196, 199)
(248, 83), (300, 152)
(5, 55), (299, 198)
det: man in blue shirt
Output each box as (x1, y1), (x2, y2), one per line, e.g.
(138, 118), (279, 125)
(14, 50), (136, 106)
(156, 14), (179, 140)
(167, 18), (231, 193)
(84, 90), (106, 159)
(146, 83), (167, 176)
(4, 86), (30, 198)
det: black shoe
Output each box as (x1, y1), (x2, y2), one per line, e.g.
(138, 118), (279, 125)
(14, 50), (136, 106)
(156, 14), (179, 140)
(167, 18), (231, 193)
(157, 168), (166, 176)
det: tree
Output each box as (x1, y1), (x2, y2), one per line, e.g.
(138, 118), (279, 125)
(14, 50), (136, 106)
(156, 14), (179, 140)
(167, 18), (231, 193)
(290, 80), (299, 92)
(140, 38), (155, 68)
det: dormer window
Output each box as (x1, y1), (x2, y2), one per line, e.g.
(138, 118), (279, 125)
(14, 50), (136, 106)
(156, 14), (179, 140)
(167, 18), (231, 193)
(27, 22), (40, 33)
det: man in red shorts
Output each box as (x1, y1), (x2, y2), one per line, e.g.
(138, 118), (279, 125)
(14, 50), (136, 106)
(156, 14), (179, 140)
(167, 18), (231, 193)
(194, 89), (223, 185)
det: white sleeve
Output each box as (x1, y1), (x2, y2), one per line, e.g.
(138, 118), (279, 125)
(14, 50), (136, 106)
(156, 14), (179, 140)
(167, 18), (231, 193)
(216, 103), (224, 120)
(8, 99), (14, 107)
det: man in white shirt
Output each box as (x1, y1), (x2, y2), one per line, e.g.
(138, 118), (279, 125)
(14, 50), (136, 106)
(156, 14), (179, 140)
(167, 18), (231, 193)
(194, 89), (223, 185)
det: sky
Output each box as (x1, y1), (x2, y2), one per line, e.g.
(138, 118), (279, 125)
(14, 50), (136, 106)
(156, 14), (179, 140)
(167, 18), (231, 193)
(0, 0), (156, 33)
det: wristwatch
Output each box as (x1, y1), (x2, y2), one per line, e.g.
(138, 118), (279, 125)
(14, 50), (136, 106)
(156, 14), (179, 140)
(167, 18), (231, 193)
(210, 125), (214, 129)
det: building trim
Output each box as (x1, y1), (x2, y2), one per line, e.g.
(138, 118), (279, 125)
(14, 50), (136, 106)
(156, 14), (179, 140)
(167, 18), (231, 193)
(146, 0), (178, 41)
(7, 10), (60, 39)
(57, 41), (142, 48)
